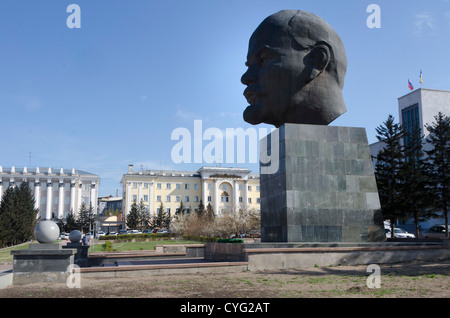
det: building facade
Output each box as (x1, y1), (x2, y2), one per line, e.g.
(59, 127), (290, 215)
(121, 165), (260, 217)
(398, 88), (450, 151)
(370, 88), (450, 231)
(0, 166), (100, 220)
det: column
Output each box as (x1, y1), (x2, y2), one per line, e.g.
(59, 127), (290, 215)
(138, 182), (142, 203)
(149, 182), (154, 216)
(34, 180), (41, 212)
(77, 183), (82, 216)
(58, 180), (64, 219)
(233, 180), (238, 210)
(70, 181), (76, 213)
(202, 178), (207, 205)
(90, 183), (96, 212)
(214, 179), (219, 215)
(244, 179), (249, 209)
(126, 182), (131, 216)
(46, 179), (52, 220)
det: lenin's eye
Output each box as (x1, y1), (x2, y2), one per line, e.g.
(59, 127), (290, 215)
(259, 48), (277, 66)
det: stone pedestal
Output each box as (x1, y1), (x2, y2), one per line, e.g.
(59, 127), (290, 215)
(10, 243), (76, 285)
(63, 242), (90, 267)
(259, 124), (386, 243)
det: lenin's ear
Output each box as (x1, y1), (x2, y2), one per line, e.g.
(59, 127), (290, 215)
(307, 43), (331, 81)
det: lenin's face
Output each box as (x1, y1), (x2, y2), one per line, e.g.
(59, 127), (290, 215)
(241, 21), (312, 128)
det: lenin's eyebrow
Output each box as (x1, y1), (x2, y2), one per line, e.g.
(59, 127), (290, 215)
(245, 45), (278, 66)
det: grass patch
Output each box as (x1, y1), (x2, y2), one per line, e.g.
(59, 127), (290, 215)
(0, 242), (33, 263)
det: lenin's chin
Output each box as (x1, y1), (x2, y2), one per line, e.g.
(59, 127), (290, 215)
(243, 105), (264, 125)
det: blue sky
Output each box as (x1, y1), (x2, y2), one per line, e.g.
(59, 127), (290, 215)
(1, 0), (450, 197)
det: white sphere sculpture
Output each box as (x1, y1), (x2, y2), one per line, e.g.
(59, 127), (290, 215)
(34, 220), (60, 243)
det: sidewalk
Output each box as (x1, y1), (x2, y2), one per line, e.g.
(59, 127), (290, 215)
(0, 263), (12, 274)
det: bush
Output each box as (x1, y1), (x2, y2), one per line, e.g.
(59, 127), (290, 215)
(102, 240), (113, 251)
(99, 233), (172, 241)
(217, 238), (244, 243)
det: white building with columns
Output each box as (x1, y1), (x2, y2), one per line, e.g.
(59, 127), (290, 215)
(0, 166), (100, 220)
(120, 165), (260, 218)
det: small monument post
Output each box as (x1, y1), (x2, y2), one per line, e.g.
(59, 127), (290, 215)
(10, 220), (76, 285)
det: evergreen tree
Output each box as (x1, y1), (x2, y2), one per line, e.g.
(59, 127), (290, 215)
(176, 200), (186, 215)
(65, 210), (79, 233)
(206, 202), (215, 221)
(154, 202), (165, 228)
(0, 187), (20, 247)
(425, 112), (450, 237)
(197, 199), (206, 217)
(0, 182), (39, 247)
(77, 202), (95, 233)
(398, 124), (435, 237)
(126, 200), (141, 230)
(139, 199), (151, 230)
(374, 115), (406, 237)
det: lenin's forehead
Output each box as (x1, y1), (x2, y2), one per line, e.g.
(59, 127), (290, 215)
(248, 20), (292, 55)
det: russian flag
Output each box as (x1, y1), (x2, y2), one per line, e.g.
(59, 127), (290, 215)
(408, 79), (414, 91)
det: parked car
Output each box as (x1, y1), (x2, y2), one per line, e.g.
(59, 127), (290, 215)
(108, 231), (117, 236)
(58, 232), (69, 240)
(156, 229), (169, 234)
(421, 225), (450, 238)
(386, 228), (415, 238)
(118, 229), (128, 235)
(129, 230), (142, 234)
(142, 229), (153, 234)
(97, 231), (106, 237)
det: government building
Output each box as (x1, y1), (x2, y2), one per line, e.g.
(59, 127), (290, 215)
(0, 166), (100, 220)
(369, 88), (450, 231)
(121, 165), (260, 217)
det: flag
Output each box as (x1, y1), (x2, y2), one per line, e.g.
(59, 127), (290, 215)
(408, 79), (414, 91)
(420, 70), (424, 83)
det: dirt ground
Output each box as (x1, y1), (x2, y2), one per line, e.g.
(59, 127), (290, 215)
(0, 259), (449, 299)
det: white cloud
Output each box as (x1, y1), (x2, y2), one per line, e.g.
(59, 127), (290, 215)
(414, 12), (438, 36)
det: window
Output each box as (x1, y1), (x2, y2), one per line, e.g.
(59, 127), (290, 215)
(132, 182), (137, 189)
(239, 184), (243, 190)
(194, 196), (199, 202)
(176, 195), (181, 202)
(222, 184), (227, 190)
(208, 183), (212, 190)
(257, 198), (261, 203)
(143, 195), (148, 202)
(248, 198), (252, 204)
(185, 196), (190, 202)
(239, 196), (243, 202)
(144, 183), (148, 189)
(132, 195), (137, 202)
(194, 184), (199, 190)
(248, 186), (252, 191)
(157, 183), (161, 189)
(221, 191), (229, 203)
(256, 186), (260, 191)
(166, 183), (171, 190)
(185, 184), (190, 190)
(166, 195), (171, 202)
(207, 196), (212, 202)
(401, 104), (420, 144)
(176, 184), (181, 190)
(156, 195), (161, 202)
